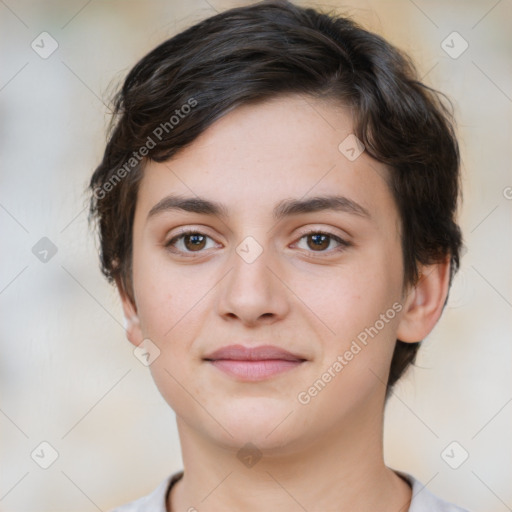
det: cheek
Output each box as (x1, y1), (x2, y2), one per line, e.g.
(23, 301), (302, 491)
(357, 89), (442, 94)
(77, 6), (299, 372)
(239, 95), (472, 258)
(132, 246), (199, 339)
(307, 248), (403, 383)
(294, 288), (402, 427)
(309, 254), (400, 334)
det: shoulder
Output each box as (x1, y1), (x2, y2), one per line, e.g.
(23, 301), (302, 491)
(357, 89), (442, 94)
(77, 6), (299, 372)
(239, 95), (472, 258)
(399, 472), (471, 512)
(108, 471), (183, 512)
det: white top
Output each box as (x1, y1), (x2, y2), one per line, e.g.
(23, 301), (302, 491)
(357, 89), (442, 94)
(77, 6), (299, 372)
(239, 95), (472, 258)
(109, 470), (470, 512)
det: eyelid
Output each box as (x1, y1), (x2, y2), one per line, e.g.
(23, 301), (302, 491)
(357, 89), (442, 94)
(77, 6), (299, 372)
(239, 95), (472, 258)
(165, 225), (219, 241)
(294, 225), (349, 241)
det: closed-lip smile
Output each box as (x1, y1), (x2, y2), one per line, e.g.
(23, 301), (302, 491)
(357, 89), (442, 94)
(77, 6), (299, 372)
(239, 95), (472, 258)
(203, 344), (307, 381)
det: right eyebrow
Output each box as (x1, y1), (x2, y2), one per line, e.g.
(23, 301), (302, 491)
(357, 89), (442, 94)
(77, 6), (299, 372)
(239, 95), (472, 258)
(147, 195), (228, 220)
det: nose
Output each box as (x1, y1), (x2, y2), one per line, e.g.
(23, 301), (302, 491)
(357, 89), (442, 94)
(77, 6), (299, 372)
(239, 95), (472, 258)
(216, 238), (290, 327)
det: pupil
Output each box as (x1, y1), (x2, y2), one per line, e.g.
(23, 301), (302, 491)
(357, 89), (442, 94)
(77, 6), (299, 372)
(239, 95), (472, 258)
(186, 234), (205, 250)
(309, 234), (328, 250)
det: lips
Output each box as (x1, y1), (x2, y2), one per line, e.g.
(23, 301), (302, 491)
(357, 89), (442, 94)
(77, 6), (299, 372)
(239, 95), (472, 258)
(203, 344), (306, 362)
(203, 344), (307, 381)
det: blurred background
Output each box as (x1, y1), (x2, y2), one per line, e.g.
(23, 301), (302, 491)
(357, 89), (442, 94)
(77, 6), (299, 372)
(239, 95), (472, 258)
(1, 0), (511, 510)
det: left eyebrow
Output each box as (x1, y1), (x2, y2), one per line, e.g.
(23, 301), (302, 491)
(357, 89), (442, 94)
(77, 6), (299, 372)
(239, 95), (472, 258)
(146, 194), (371, 221)
(273, 195), (371, 220)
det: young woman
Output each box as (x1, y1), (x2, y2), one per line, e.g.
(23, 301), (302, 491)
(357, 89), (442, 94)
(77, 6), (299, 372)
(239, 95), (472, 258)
(89, 2), (468, 510)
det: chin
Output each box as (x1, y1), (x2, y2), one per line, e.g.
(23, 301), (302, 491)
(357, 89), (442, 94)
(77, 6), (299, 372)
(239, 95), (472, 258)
(210, 400), (301, 449)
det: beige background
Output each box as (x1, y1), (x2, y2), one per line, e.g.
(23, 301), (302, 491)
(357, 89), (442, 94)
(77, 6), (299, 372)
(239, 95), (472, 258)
(1, 0), (511, 510)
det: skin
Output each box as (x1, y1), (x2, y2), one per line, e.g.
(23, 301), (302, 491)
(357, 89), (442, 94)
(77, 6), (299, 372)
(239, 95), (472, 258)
(117, 94), (451, 511)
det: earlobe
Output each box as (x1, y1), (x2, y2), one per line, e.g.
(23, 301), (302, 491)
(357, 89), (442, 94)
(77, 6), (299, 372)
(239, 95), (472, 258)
(122, 314), (143, 347)
(115, 276), (144, 348)
(396, 259), (451, 343)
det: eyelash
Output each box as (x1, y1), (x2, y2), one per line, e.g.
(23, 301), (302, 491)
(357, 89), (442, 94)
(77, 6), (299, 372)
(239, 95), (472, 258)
(164, 228), (351, 258)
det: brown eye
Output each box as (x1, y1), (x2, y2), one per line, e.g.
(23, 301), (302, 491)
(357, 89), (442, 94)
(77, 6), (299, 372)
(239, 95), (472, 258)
(165, 231), (216, 255)
(294, 230), (350, 254)
(306, 233), (330, 251)
(183, 233), (206, 251)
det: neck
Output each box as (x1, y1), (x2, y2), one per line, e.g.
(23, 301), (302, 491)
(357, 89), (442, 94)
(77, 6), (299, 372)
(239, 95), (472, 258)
(168, 399), (411, 512)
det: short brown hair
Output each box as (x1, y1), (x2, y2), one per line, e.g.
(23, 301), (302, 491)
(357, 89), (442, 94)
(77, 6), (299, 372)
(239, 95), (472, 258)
(88, 0), (463, 393)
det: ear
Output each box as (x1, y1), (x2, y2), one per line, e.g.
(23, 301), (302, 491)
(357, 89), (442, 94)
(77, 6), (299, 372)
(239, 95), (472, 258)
(115, 276), (143, 348)
(396, 258), (452, 343)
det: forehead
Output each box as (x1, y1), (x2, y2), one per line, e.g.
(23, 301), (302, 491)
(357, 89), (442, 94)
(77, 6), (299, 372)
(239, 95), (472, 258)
(135, 94), (397, 230)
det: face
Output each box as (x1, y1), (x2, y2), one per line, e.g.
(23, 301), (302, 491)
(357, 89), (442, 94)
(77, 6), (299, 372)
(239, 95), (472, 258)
(122, 95), (411, 453)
